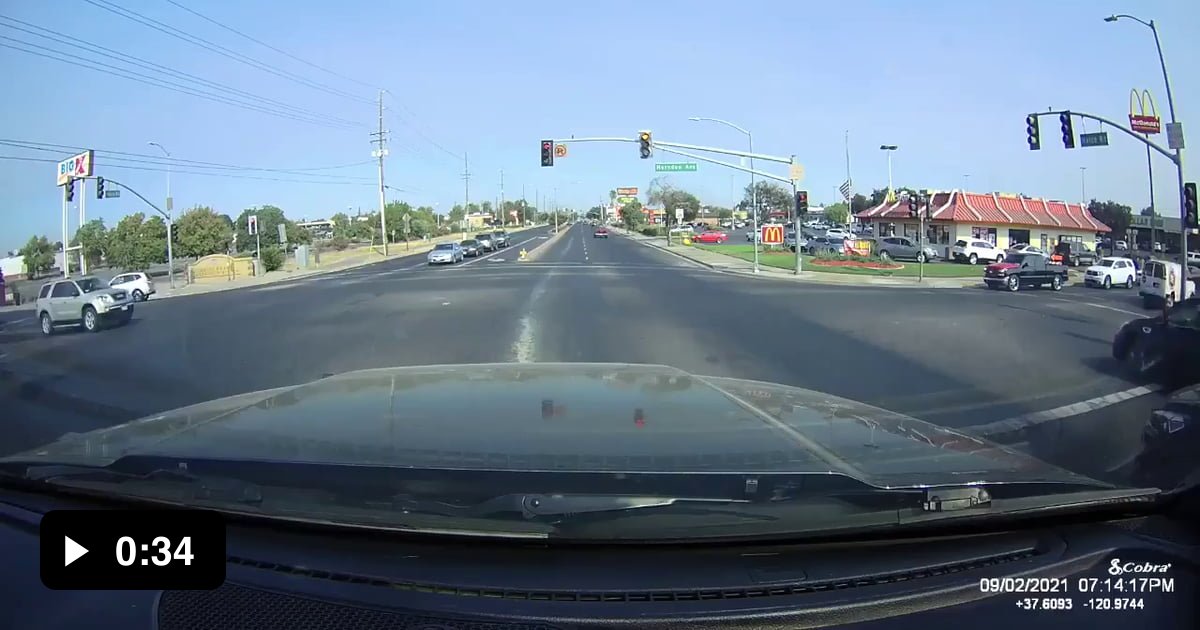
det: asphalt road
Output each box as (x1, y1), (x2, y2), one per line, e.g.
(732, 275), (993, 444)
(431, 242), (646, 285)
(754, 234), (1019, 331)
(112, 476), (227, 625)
(0, 222), (1171, 484)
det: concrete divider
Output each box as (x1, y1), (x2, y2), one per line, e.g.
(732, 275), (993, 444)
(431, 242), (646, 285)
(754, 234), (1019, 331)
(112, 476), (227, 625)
(520, 226), (570, 262)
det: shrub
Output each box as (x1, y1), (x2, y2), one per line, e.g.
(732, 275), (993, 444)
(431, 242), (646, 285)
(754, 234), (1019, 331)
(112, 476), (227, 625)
(260, 246), (284, 272)
(641, 227), (664, 237)
(329, 235), (351, 251)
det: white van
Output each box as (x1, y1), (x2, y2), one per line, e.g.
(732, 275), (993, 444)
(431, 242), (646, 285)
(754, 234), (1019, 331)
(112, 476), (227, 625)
(1139, 260), (1197, 308)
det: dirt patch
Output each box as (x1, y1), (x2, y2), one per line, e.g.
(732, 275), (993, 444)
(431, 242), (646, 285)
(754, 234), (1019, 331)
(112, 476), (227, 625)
(810, 259), (903, 270)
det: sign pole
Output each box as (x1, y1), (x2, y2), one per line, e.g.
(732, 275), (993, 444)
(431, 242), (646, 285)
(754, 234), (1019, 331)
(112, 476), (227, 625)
(79, 178), (87, 275)
(62, 181), (70, 277)
(792, 177), (802, 275)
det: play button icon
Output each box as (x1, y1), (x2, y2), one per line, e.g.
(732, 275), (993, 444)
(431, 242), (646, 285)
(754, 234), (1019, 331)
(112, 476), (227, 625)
(64, 536), (88, 567)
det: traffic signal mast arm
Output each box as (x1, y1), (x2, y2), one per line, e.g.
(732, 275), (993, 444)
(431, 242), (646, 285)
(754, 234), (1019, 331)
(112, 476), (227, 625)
(95, 178), (169, 221)
(1042, 110), (1179, 165)
(547, 135), (795, 183)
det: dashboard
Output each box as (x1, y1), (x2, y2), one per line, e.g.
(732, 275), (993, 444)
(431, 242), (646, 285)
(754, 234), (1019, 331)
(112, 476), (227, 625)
(2, 486), (1198, 630)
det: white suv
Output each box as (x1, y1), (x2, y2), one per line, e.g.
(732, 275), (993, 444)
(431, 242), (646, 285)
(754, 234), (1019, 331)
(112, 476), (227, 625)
(1083, 257), (1137, 289)
(951, 239), (1005, 265)
(109, 272), (155, 302)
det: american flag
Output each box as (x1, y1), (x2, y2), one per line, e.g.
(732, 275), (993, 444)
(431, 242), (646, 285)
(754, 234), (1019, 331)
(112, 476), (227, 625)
(838, 180), (852, 200)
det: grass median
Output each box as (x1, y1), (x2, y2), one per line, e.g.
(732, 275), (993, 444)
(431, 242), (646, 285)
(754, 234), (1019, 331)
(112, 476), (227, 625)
(694, 244), (983, 278)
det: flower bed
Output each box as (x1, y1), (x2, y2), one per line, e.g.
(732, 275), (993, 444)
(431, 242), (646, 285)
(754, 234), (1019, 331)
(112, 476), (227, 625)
(810, 258), (903, 270)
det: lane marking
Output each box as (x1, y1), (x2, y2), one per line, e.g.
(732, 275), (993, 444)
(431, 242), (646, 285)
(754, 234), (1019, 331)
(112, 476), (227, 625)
(512, 269), (555, 363)
(962, 384), (1163, 438)
(1047, 297), (1144, 318)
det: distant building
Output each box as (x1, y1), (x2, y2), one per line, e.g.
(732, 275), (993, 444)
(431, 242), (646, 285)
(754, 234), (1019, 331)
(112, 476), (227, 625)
(296, 219), (334, 240)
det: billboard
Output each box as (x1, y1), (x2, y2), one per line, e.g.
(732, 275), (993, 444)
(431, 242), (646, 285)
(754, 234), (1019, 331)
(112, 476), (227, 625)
(57, 150), (94, 186)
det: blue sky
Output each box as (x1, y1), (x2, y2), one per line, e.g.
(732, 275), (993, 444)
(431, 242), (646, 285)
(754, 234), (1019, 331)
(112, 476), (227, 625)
(1, 0), (1196, 252)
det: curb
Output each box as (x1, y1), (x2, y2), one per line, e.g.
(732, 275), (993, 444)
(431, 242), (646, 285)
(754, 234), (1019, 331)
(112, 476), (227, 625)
(521, 226), (571, 262)
(619, 231), (982, 289)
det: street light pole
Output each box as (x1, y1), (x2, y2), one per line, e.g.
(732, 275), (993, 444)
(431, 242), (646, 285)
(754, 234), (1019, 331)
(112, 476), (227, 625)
(1080, 166), (1088, 204)
(147, 141), (175, 289)
(880, 145), (898, 198)
(1107, 13), (1188, 303)
(689, 117), (757, 273)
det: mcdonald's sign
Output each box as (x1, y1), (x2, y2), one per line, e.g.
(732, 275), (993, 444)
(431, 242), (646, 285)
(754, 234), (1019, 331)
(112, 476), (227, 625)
(1129, 89), (1161, 135)
(761, 224), (785, 245)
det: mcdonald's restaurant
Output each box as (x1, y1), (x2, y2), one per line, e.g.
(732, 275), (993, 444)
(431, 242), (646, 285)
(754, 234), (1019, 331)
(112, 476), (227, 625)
(855, 190), (1110, 259)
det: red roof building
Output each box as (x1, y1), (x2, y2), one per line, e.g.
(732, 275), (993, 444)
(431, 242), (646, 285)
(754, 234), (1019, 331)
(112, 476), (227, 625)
(855, 190), (1110, 257)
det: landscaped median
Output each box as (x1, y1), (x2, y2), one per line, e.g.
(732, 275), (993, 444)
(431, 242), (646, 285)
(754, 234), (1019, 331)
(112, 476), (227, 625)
(693, 244), (984, 278)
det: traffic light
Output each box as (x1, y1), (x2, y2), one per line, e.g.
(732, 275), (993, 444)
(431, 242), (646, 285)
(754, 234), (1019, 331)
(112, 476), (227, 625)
(64, 178), (75, 202)
(638, 130), (652, 159)
(925, 196), (933, 221)
(1026, 114), (1040, 151)
(95, 177), (105, 199)
(1060, 112), (1075, 149)
(540, 140), (554, 167)
(908, 194), (919, 218)
(1185, 182), (1198, 229)
(795, 190), (809, 215)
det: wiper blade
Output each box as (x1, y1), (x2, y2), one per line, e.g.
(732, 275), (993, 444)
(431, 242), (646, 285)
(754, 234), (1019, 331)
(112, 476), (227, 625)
(396, 493), (748, 519)
(15, 464), (265, 505)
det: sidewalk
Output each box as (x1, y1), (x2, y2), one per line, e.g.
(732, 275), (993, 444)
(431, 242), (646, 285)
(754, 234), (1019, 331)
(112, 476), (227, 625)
(611, 226), (986, 289)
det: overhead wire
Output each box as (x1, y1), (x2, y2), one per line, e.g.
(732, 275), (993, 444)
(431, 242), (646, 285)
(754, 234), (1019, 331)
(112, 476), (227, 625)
(0, 15), (365, 129)
(81, 0), (374, 105)
(0, 155), (376, 186)
(0, 39), (360, 130)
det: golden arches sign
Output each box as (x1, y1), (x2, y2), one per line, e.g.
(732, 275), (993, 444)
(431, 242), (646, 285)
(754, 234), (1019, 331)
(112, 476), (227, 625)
(1129, 89), (1162, 135)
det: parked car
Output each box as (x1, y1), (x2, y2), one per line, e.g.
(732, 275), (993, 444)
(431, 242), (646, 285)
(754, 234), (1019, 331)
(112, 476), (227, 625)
(805, 236), (846, 256)
(1006, 243), (1050, 259)
(459, 239), (482, 257)
(36, 277), (134, 335)
(1083, 256), (1138, 289)
(1111, 297), (1200, 387)
(475, 232), (497, 252)
(1052, 241), (1098, 267)
(427, 242), (463, 265)
(692, 230), (728, 244)
(951, 239), (1005, 265)
(1115, 240), (1129, 251)
(1139, 260), (1198, 309)
(982, 253), (1067, 292)
(824, 228), (852, 241)
(875, 236), (937, 263)
(108, 271), (155, 302)
(492, 230), (510, 248)
(669, 225), (694, 235)
(593, 227), (609, 238)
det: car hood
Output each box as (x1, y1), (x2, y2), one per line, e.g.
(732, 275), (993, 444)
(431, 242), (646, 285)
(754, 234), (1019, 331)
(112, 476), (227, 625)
(986, 262), (1018, 272)
(1, 363), (1103, 488)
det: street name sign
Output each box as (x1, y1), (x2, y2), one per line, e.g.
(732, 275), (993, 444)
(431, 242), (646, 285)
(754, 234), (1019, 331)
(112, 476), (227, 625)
(1079, 132), (1109, 148)
(103, 189), (120, 198)
(616, 196), (636, 204)
(655, 163), (698, 173)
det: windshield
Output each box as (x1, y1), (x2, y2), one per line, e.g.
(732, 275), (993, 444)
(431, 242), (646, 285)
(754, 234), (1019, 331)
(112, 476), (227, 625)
(76, 278), (106, 292)
(1, 1), (1194, 545)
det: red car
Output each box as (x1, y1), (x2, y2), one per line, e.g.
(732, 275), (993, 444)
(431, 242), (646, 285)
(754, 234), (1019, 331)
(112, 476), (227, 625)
(593, 228), (609, 238)
(692, 230), (728, 244)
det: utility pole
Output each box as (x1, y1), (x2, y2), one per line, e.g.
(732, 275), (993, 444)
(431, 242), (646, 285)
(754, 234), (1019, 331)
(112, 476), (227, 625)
(461, 153), (471, 239)
(371, 90), (389, 255)
(521, 184), (526, 225)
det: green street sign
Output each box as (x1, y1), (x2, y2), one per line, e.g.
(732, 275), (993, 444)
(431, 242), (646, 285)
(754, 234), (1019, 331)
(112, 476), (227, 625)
(616, 196), (636, 204)
(655, 162), (698, 172)
(1080, 132), (1109, 147)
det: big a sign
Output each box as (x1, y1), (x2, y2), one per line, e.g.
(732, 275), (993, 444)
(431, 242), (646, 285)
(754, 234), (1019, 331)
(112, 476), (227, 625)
(56, 150), (94, 186)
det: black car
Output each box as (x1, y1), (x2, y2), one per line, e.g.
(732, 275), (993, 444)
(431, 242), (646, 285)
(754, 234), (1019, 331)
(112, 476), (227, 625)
(1111, 297), (1200, 386)
(493, 231), (510, 248)
(1126, 383), (1200, 491)
(460, 239), (482, 257)
(1053, 241), (1097, 267)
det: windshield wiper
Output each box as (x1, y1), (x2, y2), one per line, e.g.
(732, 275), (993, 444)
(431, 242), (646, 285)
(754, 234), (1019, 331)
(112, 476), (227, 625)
(393, 493), (749, 519)
(9, 464), (265, 505)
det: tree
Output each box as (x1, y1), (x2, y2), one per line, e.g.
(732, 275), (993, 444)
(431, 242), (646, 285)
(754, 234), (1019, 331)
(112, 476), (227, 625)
(1088, 200), (1133, 235)
(586, 206), (602, 220)
(741, 182), (793, 220)
(233, 205), (301, 253)
(621, 200), (645, 230)
(107, 212), (167, 270)
(330, 212), (352, 238)
(824, 202), (850, 225)
(175, 206), (233, 258)
(18, 235), (54, 278)
(850, 193), (872, 214)
(72, 219), (109, 269)
(1140, 206), (1157, 216)
(868, 186), (919, 208)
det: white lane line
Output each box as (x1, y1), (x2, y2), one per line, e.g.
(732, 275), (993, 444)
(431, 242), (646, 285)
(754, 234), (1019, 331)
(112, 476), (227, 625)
(512, 269), (555, 363)
(962, 384), (1163, 438)
(1048, 297), (1144, 318)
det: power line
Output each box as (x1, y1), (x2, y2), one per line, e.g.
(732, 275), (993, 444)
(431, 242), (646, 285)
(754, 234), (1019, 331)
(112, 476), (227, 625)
(0, 154), (376, 185)
(0, 39), (357, 129)
(162, 0), (375, 91)
(0, 15), (364, 128)
(0, 139), (374, 179)
(82, 0), (373, 105)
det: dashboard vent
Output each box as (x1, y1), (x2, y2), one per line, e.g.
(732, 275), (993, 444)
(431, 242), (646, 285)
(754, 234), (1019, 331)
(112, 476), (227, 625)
(159, 582), (565, 630)
(218, 547), (1039, 604)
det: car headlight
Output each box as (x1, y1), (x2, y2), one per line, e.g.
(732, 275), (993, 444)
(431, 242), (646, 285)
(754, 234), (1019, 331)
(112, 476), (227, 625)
(98, 294), (114, 302)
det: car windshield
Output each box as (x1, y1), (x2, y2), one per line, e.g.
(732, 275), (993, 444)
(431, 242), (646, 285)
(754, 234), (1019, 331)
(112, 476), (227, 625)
(2, 1), (1195, 546)
(76, 278), (105, 293)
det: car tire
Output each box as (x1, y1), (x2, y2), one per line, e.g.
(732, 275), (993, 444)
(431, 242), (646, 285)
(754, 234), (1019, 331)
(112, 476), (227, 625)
(916, 252), (926, 263)
(879, 250), (891, 262)
(132, 289), (145, 302)
(39, 311), (54, 336)
(81, 306), (99, 332)
(1051, 275), (1063, 291)
(1006, 275), (1020, 292)
(1122, 335), (1161, 380)
(968, 253), (978, 265)
(1103, 276), (1111, 289)
(1166, 293), (1175, 308)
(1125, 275), (1134, 289)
